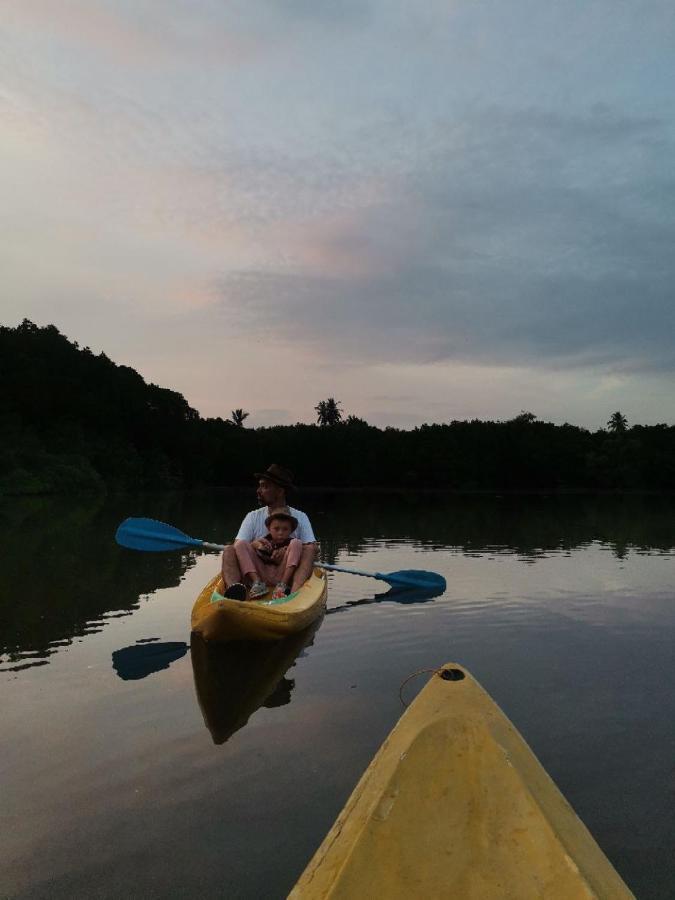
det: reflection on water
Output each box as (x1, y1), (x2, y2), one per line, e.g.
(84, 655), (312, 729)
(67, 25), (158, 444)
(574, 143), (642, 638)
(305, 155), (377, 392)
(326, 581), (445, 615)
(1, 491), (675, 899)
(0, 493), (200, 671)
(112, 639), (190, 680)
(191, 619), (322, 744)
(5, 491), (675, 671)
(314, 490), (675, 556)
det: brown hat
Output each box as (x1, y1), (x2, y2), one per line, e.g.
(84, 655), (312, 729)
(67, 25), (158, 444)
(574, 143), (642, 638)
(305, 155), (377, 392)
(265, 506), (299, 530)
(254, 464), (295, 490)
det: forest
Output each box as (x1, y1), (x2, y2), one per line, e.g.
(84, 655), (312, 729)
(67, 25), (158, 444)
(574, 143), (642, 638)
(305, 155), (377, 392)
(2, 320), (675, 495)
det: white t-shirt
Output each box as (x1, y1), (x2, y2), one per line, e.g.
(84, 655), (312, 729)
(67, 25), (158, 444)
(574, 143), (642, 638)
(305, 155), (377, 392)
(235, 506), (317, 543)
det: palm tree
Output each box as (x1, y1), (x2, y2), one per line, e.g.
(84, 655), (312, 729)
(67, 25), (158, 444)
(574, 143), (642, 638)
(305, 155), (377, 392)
(607, 411), (628, 433)
(315, 397), (343, 426)
(229, 408), (249, 427)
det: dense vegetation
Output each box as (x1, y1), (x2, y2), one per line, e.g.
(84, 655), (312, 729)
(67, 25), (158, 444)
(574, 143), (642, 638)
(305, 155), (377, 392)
(3, 320), (675, 495)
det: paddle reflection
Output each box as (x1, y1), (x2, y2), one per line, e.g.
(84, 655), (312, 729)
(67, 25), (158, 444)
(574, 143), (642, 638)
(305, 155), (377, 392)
(190, 617), (323, 745)
(112, 639), (189, 680)
(326, 582), (445, 616)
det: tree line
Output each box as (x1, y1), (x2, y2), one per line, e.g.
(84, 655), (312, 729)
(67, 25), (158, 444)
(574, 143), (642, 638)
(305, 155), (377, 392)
(2, 320), (675, 495)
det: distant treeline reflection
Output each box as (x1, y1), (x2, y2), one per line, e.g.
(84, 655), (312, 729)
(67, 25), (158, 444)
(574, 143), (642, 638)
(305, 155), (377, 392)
(0, 493), (197, 669)
(3, 320), (675, 495)
(2, 491), (674, 668)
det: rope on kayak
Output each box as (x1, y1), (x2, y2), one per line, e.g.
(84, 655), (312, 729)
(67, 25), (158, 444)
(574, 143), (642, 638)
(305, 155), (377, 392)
(398, 667), (444, 708)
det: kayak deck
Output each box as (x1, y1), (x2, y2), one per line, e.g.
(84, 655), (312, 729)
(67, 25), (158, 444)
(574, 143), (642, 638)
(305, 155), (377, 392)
(191, 568), (327, 641)
(290, 663), (633, 899)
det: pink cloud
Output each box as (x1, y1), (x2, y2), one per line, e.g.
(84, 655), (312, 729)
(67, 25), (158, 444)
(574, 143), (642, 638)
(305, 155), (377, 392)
(4, 1), (260, 66)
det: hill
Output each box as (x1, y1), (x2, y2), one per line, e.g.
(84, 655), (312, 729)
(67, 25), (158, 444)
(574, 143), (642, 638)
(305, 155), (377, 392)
(2, 320), (675, 495)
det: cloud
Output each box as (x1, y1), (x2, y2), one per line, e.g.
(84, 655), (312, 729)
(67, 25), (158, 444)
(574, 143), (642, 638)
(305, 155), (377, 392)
(261, 0), (374, 28)
(1, 1), (269, 66)
(214, 104), (675, 375)
(3, 0), (675, 428)
(250, 408), (295, 426)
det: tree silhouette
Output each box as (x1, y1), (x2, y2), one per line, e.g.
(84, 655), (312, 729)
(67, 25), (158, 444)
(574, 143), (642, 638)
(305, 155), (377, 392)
(512, 411), (537, 424)
(229, 409), (249, 427)
(607, 411), (628, 433)
(315, 397), (343, 426)
(5, 322), (675, 496)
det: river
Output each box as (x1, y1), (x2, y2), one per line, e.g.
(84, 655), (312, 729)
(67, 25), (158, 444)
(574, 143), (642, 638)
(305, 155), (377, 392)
(1, 490), (674, 898)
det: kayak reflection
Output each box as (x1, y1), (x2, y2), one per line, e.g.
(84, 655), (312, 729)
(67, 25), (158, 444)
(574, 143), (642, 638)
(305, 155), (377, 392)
(191, 616), (323, 745)
(112, 639), (189, 680)
(326, 581), (444, 616)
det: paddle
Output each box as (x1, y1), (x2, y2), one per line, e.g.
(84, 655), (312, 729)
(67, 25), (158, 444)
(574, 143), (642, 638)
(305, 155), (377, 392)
(115, 517), (446, 592)
(316, 563), (445, 590)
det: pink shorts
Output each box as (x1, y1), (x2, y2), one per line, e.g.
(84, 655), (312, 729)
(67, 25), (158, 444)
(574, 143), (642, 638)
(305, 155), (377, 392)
(234, 538), (303, 585)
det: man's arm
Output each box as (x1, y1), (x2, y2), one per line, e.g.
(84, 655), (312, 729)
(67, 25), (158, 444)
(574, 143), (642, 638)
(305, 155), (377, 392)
(295, 511), (317, 544)
(234, 511), (256, 543)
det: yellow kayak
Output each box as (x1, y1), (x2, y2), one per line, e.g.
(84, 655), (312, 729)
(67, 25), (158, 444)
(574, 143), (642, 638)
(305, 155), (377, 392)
(290, 663), (634, 899)
(191, 620), (321, 744)
(191, 568), (327, 641)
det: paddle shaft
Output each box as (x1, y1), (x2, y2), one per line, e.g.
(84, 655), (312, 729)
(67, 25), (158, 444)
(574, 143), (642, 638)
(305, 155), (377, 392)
(318, 562), (387, 581)
(219, 552), (435, 589)
(115, 518), (444, 590)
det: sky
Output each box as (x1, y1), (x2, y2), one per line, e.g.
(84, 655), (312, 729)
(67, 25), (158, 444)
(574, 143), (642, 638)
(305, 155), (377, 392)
(2, 1), (674, 429)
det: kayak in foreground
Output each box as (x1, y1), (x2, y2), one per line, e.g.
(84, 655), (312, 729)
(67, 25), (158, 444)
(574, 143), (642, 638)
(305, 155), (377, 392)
(290, 663), (634, 899)
(191, 568), (327, 641)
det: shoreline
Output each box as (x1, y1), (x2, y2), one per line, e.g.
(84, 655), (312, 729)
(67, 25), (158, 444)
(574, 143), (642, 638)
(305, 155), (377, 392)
(3, 485), (675, 499)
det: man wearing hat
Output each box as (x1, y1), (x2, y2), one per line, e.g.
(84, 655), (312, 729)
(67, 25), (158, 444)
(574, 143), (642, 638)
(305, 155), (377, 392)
(234, 506), (303, 600)
(221, 464), (317, 600)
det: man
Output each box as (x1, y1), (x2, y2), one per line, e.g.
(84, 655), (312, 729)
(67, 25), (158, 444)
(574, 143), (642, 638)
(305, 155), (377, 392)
(221, 464), (318, 600)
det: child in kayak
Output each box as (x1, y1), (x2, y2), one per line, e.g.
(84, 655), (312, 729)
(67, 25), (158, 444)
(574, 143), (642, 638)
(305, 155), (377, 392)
(234, 507), (303, 600)
(221, 464), (318, 600)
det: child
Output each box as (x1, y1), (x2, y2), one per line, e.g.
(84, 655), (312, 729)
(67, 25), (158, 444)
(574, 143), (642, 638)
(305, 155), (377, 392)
(234, 507), (304, 600)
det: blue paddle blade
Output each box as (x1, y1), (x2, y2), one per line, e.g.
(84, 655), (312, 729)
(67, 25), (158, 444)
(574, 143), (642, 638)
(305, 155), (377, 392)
(375, 569), (446, 591)
(115, 517), (203, 552)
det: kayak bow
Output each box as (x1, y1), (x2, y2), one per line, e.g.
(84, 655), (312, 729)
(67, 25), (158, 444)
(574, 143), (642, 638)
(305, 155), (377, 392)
(291, 663), (633, 899)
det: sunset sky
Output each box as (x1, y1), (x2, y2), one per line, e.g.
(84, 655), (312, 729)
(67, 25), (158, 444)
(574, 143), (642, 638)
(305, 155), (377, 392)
(2, 2), (674, 428)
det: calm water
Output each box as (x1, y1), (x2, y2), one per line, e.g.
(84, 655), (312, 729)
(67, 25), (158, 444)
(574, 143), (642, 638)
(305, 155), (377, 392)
(1, 491), (674, 899)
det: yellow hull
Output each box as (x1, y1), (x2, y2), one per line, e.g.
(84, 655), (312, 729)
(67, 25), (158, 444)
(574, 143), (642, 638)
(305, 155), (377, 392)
(291, 664), (634, 899)
(191, 568), (327, 641)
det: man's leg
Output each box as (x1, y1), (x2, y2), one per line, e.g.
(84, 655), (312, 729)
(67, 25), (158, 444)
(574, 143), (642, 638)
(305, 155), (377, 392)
(290, 542), (317, 592)
(234, 541), (263, 586)
(221, 544), (243, 589)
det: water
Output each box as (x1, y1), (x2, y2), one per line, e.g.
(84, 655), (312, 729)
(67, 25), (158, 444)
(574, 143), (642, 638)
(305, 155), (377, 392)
(1, 491), (674, 898)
